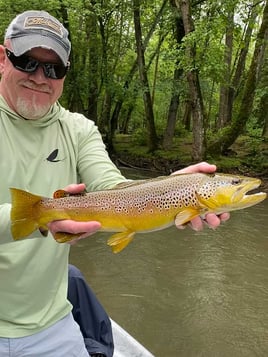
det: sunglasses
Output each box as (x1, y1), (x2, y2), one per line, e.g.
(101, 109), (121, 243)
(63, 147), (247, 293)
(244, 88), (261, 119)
(5, 48), (70, 80)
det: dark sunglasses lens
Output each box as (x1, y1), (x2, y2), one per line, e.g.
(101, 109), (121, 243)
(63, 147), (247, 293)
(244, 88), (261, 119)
(6, 49), (38, 73)
(22, 59), (39, 72)
(43, 64), (67, 79)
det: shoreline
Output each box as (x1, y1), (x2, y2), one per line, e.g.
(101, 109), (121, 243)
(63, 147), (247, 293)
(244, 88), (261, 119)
(114, 156), (268, 193)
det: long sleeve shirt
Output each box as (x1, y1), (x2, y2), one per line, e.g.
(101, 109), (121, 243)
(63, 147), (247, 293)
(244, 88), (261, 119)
(0, 96), (127, 337)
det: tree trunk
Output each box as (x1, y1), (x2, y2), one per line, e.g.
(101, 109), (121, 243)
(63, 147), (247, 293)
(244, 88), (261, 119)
(133, 0), (158, 152)
(121, 105), (135, 134)
(110, 0), (168, 136)
(163, 68), (182, 150)
(58, 4), (85, 114)
(208, 0), (268, 154)
(182, 100), (191, 131)
(151, 32), (162, 107)
(259, 91), (268, 138)
(176, 0), (206, 161)
(255, 28), (268, 138)
(87, 2), (99, 122)
(228, 1), (259, 121)
(163, 0), (184, 150)
(218, 9), (234, 128)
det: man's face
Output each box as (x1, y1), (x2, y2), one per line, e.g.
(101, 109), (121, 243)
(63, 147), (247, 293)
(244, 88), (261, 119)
(0, 45), (66, 119)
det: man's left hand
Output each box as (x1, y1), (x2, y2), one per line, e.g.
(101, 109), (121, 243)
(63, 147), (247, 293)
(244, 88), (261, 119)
(173, 162), (230, 231)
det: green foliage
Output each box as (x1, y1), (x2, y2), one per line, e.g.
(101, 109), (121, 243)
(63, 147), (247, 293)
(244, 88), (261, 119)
(132, 127), (148, 146)
(0, 0), (266, 173)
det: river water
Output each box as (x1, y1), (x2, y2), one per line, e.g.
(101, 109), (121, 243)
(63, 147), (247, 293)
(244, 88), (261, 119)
(70, 171), (268, 356)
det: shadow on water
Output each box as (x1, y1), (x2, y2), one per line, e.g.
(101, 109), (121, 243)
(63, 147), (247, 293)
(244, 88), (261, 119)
(70, 171), (268, 356)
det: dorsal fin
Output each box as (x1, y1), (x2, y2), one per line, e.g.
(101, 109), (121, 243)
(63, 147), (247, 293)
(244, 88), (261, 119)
(53, 189), (87, 199)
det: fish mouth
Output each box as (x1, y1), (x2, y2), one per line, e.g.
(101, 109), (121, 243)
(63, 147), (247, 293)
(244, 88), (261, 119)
(231, 178), (267, 209)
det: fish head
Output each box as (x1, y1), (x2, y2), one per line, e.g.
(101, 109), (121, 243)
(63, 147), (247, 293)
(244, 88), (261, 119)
(196, 174), (267, 213)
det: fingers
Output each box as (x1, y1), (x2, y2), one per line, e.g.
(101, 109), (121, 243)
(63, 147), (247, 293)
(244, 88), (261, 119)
(49, 183), (99, 244)
(175, 212), (230, 232)
(218, 212), (230, 222)
(49, 220), (101, 234)
(63, 183), (86, 194)
(48, 220), (101, 244)
(172, 162), (217, 175)
(198, 212), (230, 230)
(188, 216), (205, 231)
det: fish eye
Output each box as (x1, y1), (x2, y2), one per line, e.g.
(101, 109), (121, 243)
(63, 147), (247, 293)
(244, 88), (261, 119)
(231, 178), (241, 185)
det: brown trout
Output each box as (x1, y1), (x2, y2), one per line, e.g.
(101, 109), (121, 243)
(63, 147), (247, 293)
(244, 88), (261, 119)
(10, 173), (266, 253)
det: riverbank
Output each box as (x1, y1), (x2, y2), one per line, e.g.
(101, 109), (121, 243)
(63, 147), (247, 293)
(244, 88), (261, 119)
(112, 134), (268, 191)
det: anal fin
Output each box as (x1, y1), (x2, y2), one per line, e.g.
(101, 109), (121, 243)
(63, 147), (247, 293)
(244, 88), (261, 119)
(107, 231), (135, 253)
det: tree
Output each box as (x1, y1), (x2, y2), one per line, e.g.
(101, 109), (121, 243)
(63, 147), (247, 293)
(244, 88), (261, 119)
(254, 27), (268, 138)
(109, 0), (168, 142)
(162, 0), (184, 150)
(1, 0), (266, 158)
(208, 0), (268, 154)
(176, 0), (206, 160)
(86, 1), (99, 122)
(133, 0), (158, 152)
(228, 1), (259, 123)
(217, 4), (235, 129)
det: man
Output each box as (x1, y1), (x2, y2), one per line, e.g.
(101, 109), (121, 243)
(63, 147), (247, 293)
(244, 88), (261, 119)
(0, 10), (229, 357)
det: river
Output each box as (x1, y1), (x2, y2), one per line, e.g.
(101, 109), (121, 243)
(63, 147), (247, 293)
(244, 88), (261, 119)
(70, 171), (268, 356)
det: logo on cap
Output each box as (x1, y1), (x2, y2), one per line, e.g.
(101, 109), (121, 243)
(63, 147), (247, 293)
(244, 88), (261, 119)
(24, 16), (63, 38)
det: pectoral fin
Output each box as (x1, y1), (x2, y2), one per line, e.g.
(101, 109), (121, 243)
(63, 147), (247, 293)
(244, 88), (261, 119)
(175, 208), (200, 226)
(107, 231), (135, 253)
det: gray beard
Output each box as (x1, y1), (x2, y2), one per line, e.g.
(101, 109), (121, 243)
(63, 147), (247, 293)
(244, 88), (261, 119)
(16, 97), (50, 120)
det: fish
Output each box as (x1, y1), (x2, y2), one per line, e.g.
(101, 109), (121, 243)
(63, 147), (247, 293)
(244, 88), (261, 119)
(10, 173), (267, 253)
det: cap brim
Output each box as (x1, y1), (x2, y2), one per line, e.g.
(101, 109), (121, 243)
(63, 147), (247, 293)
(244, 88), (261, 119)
(10, 34), (68, 65)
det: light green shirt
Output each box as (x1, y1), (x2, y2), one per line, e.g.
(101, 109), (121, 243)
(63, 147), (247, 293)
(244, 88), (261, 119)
(0, 96), (127, 337)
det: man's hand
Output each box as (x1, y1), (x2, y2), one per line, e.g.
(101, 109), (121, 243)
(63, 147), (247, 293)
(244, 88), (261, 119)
(173, 162), (230, 231)
(48, 183), (101, 245)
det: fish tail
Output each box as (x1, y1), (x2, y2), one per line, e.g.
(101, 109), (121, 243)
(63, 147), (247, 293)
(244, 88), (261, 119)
(10, 188), (44, 240)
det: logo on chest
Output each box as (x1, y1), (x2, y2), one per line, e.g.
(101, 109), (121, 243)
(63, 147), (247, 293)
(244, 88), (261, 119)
(46, 149), (65, 163)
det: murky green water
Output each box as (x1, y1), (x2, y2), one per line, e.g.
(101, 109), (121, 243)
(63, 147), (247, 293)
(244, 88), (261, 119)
(70, 172), (268, 356)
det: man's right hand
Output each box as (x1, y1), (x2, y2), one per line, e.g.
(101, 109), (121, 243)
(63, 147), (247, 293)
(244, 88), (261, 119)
(48, 183), (101, 245)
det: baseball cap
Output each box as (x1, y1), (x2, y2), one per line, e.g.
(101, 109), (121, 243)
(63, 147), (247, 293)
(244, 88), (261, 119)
(5, 10), (71, 66)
